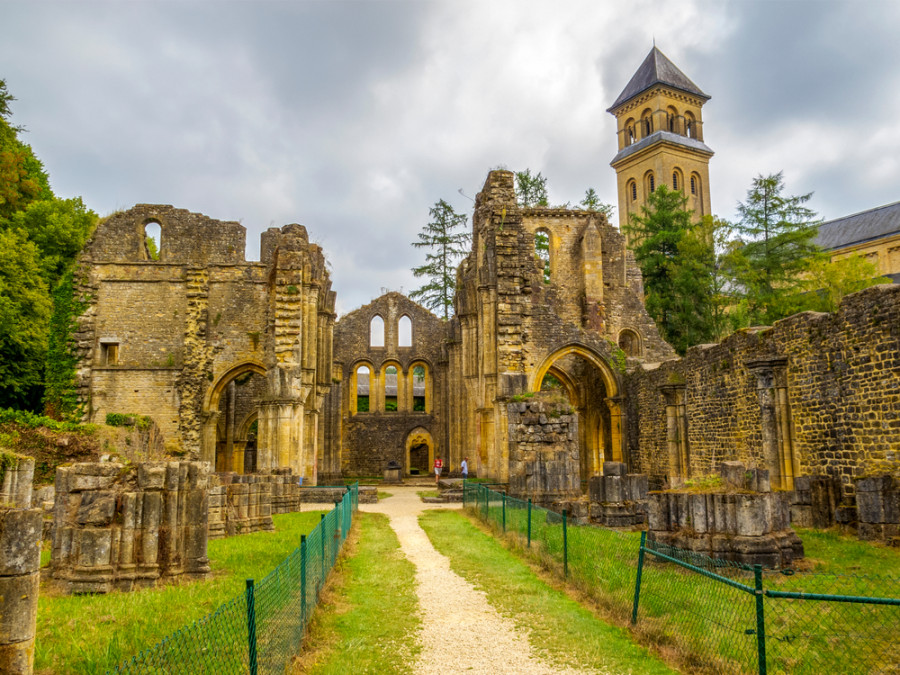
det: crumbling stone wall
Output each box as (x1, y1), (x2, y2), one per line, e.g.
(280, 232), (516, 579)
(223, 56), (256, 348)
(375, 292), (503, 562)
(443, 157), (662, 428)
(855, 475), (899, 544)
(448, 170), (674, 483)
(51, 461), (210, 593)
(507, 395), (581, 506)
(74, 205), (335, 483)
(626, 284), (900, 498)
(0, 456), (40, 674)
(330, 292), (449, 478)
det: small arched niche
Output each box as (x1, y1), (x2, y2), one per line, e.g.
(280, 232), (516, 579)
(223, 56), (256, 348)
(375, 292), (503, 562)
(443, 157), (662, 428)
(618, 328), (642, 358)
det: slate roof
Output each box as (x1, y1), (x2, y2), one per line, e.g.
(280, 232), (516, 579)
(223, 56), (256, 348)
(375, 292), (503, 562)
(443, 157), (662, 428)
(814, 201), (900, 250)
(608, 47), (710, 112)
(610, 129), (714, 166)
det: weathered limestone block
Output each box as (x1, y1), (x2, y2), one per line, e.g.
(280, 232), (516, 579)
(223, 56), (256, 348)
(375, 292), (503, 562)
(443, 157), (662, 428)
(648, 461), (804, 568)
(855, 475), (900, 544)
(0, 507), (42, 675)
(507, 397), (581, 508)
(588, 462), (648, 527)
(789, 475), (842, 528)
(51, 461), (210, 593)
(0, 455), (34, 508)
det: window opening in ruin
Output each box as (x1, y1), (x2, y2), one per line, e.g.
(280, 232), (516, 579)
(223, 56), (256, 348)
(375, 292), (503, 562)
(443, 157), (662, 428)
(370, 315), (385, 348)
(398, 315), (412, 347)
(144, 221), (161, 261)
(541, 373), (563, 390)
(356, 365), (370, 412)
(413, 364), (426, 412)
(618, 329), (642, 357)
(534, 229), (551, 284)
(100, 341), (119, 366)
(385, 365), (398, 411)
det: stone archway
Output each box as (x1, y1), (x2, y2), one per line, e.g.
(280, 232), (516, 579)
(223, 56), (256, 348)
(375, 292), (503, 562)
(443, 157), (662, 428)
(531, 343), (624, 479)
(405, 427), (434, 477)
(202, 360), (267, 470)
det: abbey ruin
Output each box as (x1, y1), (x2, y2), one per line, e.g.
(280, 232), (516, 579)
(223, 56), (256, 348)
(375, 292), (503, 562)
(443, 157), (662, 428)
(71, 48), (899, 506)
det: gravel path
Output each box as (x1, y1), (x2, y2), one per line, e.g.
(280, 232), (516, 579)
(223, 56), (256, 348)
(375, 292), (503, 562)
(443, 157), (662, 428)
(361, 486), (600, 675)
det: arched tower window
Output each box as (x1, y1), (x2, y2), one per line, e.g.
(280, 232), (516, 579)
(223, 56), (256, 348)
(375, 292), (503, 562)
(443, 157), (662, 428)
(672, 168), (683, 193)
(355, 365), (370, 413)
(534, 228), (551, 284)
(641, 110), (653, 137)
(645, 172), (655, 194)
(624, 118), (636, 146)
(628, 180), (637, 202)
(685, 112), (696, 139)
(667, 106), (678, 132)
(144, 221), (161, 261)
(398, 315), (412, 347)
(369, 315), (385, 348)
(690, 175), (697, 195)
(384, 365), (398, 412)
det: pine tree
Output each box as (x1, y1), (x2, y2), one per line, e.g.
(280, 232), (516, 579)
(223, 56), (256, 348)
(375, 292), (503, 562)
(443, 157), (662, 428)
(515, 169), (548, 207)
(410, 199), (470, 319)
(624, 185), (716, 353)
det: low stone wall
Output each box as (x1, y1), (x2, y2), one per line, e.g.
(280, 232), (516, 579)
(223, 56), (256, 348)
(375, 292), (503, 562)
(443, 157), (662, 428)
(507, 396), (581, 507)
(51, 461), (211, 593)
(588, 462), (648, 527)
(789, 475), (842, 528)
(855, 475), (899, 545)
(208, 475), (275, 540)
(648, 462), (804, 568)
(0, 454), (40, 674)
(299, 486), (378, 504)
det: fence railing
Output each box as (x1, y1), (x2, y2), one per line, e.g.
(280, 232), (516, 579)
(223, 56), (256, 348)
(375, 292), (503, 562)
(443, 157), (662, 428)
(109, 482), (359, 674)
(464, 482), (900, 675)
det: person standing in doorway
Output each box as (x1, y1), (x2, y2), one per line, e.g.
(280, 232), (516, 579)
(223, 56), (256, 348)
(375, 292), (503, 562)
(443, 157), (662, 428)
(461, 457), (468, 479)
(434, 456), (443, 484)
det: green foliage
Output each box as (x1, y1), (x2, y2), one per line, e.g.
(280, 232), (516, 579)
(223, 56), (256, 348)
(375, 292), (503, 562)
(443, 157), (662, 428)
(0, 228), (51, 409)
(104, 413), (130, 427)
(624, 185), (716, 354)
(384, 398), (398, 412)
(540, 373), (562, 390)
(580, 188), (615, 219)
(145, 234), (159, 260)
(356, 395), (369, 412)
(515, 169), (549, 207)
(730, 171), (822, 325)
(0, 407), (94, 433)
(43, 268), (88, 420)
(798, 253), (890, 313)
(410, 199), (470, 319)
(510, 391), (535, 402)
(286, 284), (299, 295)
(105, 413), (152, 430)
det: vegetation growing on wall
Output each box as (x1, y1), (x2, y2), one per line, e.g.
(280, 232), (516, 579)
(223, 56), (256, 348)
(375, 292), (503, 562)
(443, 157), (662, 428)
(43, 268), (89, 420)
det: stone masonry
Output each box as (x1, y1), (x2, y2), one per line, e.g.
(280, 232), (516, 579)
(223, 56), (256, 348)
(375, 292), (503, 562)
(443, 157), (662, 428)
(51, 461), (211, 593)
(588, 461), (648, 527)
(0, 455), (40, 674)
(855, 475), (900, 544)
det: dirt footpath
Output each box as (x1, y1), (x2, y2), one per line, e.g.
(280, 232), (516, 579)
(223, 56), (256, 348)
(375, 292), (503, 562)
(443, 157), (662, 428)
(361, 486), (601, 675)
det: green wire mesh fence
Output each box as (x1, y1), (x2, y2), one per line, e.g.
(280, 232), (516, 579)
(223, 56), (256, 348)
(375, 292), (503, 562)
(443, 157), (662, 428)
(109, 482), (359, 675)
(464, 481), (900, 675)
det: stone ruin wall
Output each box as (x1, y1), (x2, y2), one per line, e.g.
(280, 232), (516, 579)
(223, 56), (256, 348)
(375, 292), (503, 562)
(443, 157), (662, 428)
(74, 205), (336, 483)
(626, 283), (900, 498)
(50, 461), (211, 593)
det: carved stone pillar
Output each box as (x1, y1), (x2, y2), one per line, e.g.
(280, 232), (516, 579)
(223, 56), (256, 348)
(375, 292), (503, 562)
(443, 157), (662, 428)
(605, 396), (626, 463)
(746, 357), (797, 490)
(659, 384), (689, 484)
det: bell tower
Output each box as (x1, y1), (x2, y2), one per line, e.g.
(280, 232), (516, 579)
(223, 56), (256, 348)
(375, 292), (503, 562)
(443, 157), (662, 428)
(608, 47), (713, 229)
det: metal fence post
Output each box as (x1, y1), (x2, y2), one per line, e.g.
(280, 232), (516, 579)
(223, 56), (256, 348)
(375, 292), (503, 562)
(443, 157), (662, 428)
(483, 485), (489, 520)
(632, 531), (647, 624)
(246, 579), (258, 675)
(754, 564), (767, 675)
(320, 513), (326, 592)
(462, 479), (466, 507)
(300, 535), (307, 625)
(502, 493), (507, 532)
(527, 499), (532, 547)
(562, 509), (568, 578)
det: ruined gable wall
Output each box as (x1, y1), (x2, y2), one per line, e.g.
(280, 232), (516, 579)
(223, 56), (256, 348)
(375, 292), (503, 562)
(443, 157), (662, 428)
(627, 283), (900, 497)
(331, 292), (448, 476)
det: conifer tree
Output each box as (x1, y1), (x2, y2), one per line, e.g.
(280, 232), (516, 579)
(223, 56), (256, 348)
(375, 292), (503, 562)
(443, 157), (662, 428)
(410, 199), (470, 319)
(515, 169), (548, 207)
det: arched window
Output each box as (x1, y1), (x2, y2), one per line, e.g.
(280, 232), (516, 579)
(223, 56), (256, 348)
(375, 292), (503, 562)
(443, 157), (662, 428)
(640, 109), (653, 138)
(628, 180), (637, 202)
(624, 118), (636, 146)
(685, 112), (696, 139)
(398, 315), (412, 347)
(355, 365), (370, 412)
(690, 175), (697, 195)
(672, 171), (679, 191)
(144, 221), (161, 261)
(370, 315), (385, 348)
(648, 173), (655, 193)
(667, 106), (677, 132)
(672, 168), (684, 193)
(534, 228), (551, 284)
(412, 364), (426, 412)
(384, 365), (398, 412)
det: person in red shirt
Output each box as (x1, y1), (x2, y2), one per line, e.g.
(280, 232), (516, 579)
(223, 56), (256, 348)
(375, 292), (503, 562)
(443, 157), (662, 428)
(433, 456), (443, 484)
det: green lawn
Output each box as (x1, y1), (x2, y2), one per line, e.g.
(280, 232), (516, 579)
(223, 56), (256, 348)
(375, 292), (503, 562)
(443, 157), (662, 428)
(294, 512), (420, 674)
(420, 510), (678, 675)
(36, 510), (326, 674)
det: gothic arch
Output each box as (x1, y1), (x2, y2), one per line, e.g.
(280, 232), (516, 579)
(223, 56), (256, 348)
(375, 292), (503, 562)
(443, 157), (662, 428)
(530, 343), (620, 397)
(405, 427), (434, 476)
(205, 360), (267, 412)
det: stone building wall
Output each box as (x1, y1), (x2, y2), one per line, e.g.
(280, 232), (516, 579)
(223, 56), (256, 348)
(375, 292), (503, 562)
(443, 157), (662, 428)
(626, 283), (900, 497)
(448, 170), (674, 483)
(74, 205), (336, 483)
(329, 292), (449, 477)
(51, 461), (210, 593)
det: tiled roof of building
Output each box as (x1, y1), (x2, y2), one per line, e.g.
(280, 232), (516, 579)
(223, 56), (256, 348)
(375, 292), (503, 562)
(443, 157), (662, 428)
(814, 201), (900, 250)
(608, 46), (710, 112)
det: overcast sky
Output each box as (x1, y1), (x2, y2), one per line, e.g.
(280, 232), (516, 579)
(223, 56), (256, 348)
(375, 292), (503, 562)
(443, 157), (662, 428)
(3, 0), (899, 314)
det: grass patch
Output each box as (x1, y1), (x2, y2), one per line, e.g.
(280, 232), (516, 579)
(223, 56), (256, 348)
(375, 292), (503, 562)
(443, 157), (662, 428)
(36, 510), (326, 674)
(293, 512), (419, 674)
(417, 490), (440, 500)
(420, 510), (676, 675)
(378, 490), (393, 500)
(799, 527), (900, 576)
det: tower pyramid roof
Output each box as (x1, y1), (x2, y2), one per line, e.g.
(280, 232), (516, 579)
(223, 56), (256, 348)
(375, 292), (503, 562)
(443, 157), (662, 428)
(608, 47), (710, 112)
